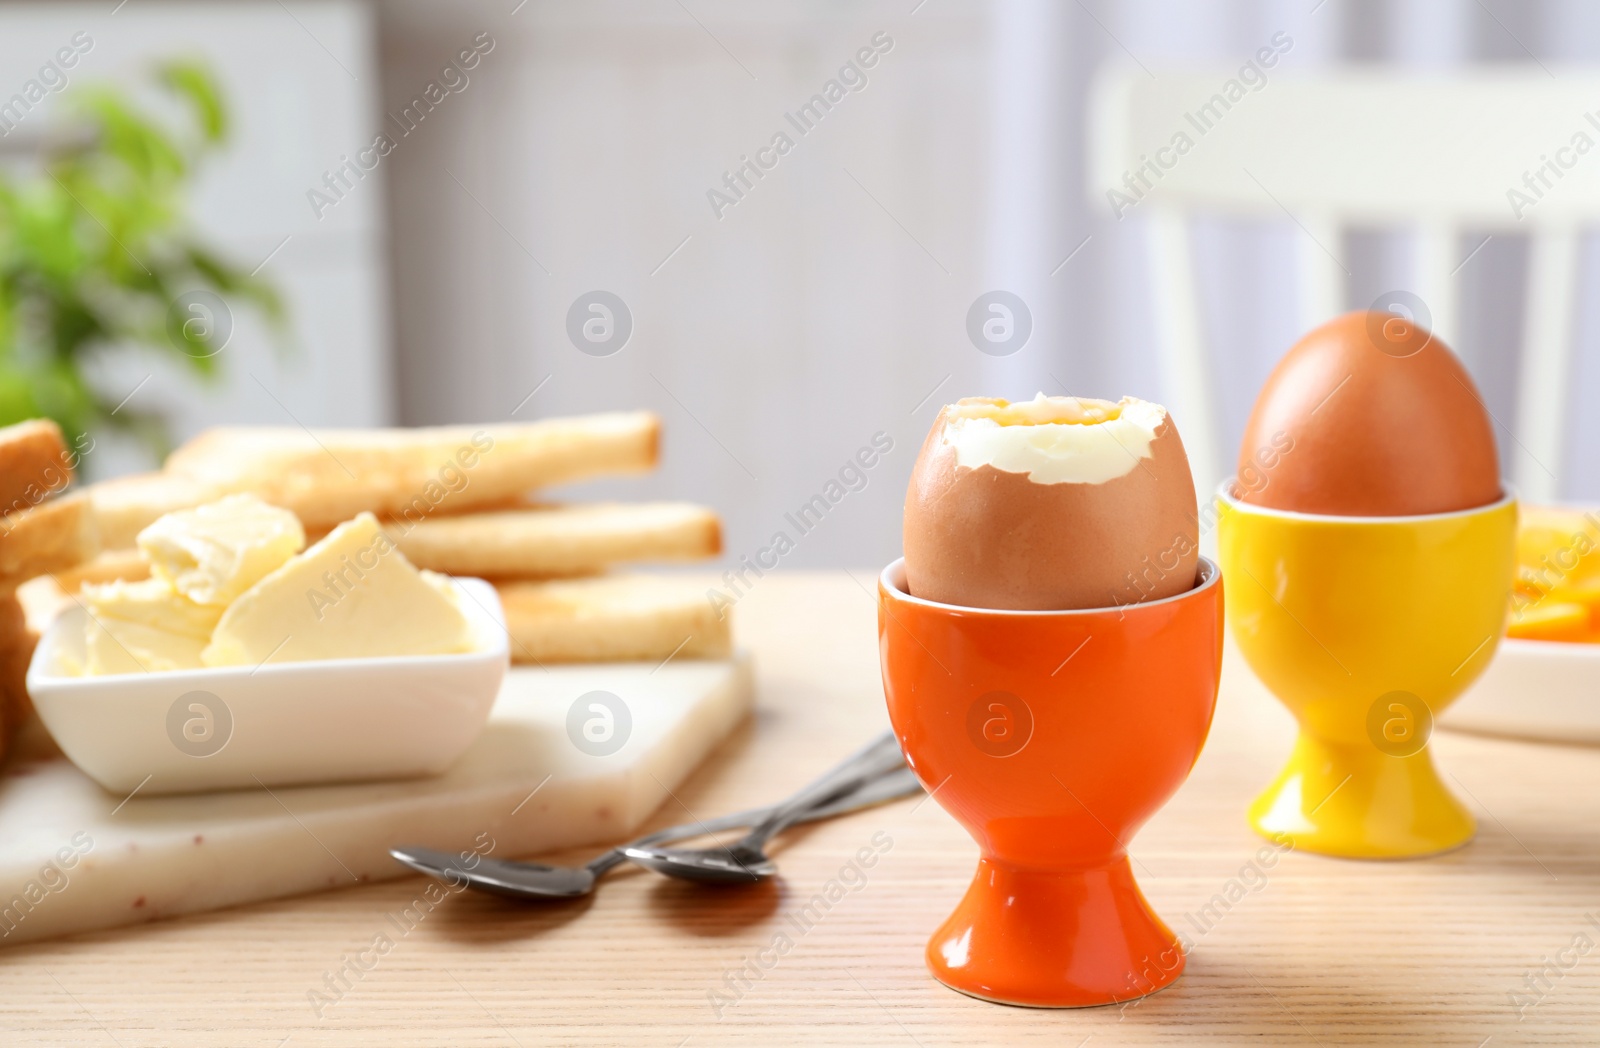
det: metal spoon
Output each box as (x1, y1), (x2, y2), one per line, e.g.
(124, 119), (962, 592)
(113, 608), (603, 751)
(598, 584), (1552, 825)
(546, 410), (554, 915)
(389, 762), (915, 900)
(390, 732), (913, 899)
(623, 733), (910, 885)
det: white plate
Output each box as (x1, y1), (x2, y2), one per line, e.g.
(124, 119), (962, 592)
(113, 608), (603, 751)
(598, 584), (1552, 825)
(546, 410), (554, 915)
(1441, 637), (1600, 744)
(27, 577), (510, 794)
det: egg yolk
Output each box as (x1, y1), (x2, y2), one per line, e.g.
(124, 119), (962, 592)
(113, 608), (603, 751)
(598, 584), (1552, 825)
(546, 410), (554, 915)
(947, 393), (1121, 427)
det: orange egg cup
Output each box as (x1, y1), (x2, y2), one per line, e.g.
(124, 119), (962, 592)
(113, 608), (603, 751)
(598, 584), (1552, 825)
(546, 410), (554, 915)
(878, 558), (1223, 1008)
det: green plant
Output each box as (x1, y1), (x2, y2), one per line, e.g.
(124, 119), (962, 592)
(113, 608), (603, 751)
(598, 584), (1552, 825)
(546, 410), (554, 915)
(0, 60), (283, 456)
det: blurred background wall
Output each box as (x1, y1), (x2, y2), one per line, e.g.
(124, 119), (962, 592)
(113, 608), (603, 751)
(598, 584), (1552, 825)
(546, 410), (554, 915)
(2, 0), (1598, 569)
(0, 1), (392, 479)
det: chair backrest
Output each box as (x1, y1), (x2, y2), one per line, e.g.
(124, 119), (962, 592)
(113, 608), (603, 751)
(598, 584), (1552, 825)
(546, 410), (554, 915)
(1088, 67), (1600, 503)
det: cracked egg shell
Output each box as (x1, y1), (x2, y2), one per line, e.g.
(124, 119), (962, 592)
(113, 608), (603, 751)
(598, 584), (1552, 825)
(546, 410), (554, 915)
(903, 394), (1199, 611)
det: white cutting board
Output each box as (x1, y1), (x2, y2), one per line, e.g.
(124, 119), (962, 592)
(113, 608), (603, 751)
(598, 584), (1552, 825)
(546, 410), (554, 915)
(0, 655), (752, 947)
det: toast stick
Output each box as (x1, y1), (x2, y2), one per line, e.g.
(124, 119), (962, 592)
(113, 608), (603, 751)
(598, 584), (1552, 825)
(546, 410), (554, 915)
(495, 575), (731, 664)
(367, 502), (721, 578)
(162, 413), (660, 530)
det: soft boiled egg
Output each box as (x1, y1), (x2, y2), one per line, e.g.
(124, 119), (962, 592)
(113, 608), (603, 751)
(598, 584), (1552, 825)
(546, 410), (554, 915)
(1236, 311), (1500, 516)
(903, 393), (1199, 611)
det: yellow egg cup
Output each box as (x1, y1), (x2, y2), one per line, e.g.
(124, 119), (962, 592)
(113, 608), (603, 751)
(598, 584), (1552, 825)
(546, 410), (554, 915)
(1216, 484), (1516, 859)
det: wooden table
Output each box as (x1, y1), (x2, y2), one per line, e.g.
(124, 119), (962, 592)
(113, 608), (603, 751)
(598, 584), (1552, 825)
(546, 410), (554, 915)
(4, 573), (1598, 1045)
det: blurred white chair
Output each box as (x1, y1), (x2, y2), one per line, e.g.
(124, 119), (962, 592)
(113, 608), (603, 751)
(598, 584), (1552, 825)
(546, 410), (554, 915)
(1089, 67), (1600, 502)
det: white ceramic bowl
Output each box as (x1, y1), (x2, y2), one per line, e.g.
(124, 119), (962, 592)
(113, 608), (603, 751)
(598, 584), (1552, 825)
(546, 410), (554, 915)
(27, 577), (510, 795)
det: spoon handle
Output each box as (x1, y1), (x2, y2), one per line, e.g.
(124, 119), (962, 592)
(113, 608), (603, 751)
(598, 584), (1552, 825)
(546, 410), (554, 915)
(739, 731), (908, 849)
(588, 731), (908, 874)
(806, 764), (919, 816)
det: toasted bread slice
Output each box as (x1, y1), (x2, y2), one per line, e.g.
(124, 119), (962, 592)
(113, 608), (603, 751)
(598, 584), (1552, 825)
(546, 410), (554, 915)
(51, 548), (151, 589)
(162, 413), (660, 529)
(3, 633), (39, 736)
(0, 589), (27, 646)
(371, 502), (721, 578)
(495, 574), (731, 664)
(88, 471), (223, 550)
(0, 419), (73, 517)
(0, 491), (98, 583)
(0, 593), (36, 763)
(16, 575), (70, 638)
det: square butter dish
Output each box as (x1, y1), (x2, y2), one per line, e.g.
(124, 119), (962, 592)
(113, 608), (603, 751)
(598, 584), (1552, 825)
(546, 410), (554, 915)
(27, 577), (510, 795)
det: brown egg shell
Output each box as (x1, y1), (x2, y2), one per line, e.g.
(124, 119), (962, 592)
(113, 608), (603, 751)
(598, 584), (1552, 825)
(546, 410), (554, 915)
(903, 412), (1200, 611)
(1236, 311), (1501, 516)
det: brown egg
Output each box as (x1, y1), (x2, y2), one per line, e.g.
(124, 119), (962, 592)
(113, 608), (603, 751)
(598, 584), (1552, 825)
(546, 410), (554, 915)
(1236, 311), (1500, 516)
(903, 394), (1199, 611)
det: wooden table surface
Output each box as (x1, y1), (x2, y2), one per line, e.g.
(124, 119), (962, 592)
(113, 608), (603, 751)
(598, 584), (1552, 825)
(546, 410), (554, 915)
(5, 573), (1599, 1046)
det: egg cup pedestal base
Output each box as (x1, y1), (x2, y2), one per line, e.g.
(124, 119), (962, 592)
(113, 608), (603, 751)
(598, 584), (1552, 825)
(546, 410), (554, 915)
(925, 855), (1183, 1008)
(1248, 732), (1475, 859)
